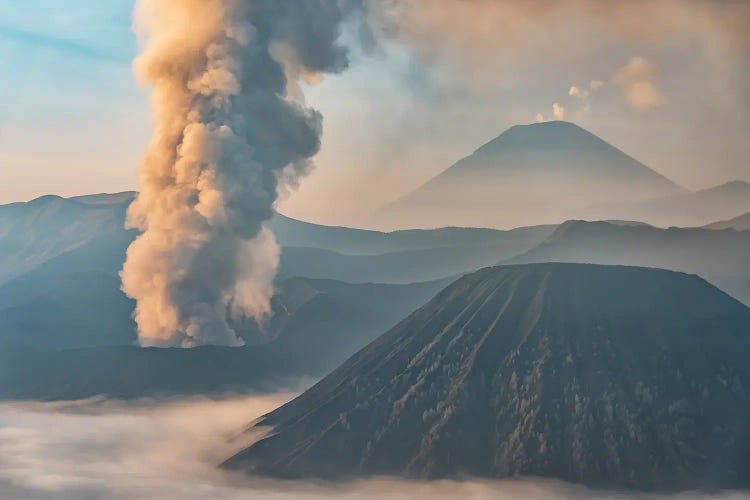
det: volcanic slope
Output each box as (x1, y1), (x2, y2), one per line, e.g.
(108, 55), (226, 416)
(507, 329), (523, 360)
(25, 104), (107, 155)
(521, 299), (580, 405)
(227, 263), (750, 491)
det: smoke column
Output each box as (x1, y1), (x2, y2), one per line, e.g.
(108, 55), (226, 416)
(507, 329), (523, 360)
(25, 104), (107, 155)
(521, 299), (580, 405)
(122, 0), (363, 347)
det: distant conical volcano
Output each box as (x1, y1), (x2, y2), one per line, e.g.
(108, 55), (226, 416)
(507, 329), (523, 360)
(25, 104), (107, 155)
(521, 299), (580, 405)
(369, 121), (684, 230)
(226, 263), (750, 491)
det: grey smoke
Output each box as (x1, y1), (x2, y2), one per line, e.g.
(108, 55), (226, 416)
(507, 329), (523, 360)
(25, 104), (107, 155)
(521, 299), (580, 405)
(122, 0), (372, 347)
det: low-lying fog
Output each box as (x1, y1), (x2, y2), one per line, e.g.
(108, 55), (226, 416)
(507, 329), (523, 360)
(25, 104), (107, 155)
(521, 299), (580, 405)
(0, 395), (746, 500)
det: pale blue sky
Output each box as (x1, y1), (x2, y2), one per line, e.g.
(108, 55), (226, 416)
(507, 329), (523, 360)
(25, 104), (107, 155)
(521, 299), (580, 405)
(1, 1), (748, 225)
(0, 0), (147, 204)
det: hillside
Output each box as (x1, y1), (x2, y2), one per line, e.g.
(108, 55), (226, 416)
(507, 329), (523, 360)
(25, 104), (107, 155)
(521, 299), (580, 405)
(0, 193), (135, 285)
(226, 263), (750, 490)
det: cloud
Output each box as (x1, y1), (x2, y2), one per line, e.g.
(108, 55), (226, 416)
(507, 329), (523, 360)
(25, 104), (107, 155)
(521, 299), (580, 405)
(0, 397), (748, 499)
(614, 57), (663, 109)
(0, 395), (291, 499)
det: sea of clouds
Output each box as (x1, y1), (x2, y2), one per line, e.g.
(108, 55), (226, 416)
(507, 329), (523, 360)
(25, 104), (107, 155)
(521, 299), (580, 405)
(0, 395), (747, 500)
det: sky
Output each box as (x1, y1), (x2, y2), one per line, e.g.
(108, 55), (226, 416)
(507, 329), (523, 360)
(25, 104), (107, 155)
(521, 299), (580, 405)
(1, 0), (749, 226)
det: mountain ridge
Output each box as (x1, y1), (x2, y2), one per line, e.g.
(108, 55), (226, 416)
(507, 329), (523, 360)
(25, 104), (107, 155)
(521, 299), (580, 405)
(503, 219), (750, 305)
(704, 211), (750, 231)
(582, 180), (750, 228)
(0, 192), (555, 288)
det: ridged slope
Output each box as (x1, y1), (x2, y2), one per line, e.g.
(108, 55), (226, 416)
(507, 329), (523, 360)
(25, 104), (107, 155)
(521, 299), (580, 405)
(226, 263), (750, 490)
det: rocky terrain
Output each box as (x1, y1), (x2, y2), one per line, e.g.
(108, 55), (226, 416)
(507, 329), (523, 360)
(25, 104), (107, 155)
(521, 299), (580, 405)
(227, 263), (750, 491)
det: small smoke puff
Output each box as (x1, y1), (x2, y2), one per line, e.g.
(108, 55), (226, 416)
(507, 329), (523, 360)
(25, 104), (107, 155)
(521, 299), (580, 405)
(535, 113), (546, 123)
(569, 86), (591, 99)
(590, 80), (604, 91)
(552, 103), (565, 120)
(614, 57), (663, 109)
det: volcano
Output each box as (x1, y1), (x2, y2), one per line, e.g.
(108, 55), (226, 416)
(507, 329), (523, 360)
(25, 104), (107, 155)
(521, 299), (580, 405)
(226, 263), (750, 491)
(369, 121), (684, 230)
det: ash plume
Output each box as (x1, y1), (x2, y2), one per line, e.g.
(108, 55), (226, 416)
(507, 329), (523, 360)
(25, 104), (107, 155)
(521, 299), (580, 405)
(122, 0), (366, 347)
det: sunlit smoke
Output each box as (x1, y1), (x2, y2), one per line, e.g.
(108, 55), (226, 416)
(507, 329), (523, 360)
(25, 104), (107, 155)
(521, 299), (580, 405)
(121, 0), (364, 347)
(552, 102), (565, 120)
(534, 103), (565, 123)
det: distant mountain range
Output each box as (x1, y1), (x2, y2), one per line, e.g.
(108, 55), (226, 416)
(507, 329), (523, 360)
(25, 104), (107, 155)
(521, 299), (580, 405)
(583, 180), (750, 228)
(271, 212), (554, 256)
(369, 121), (688, 230)
(226, 263), (750, 491)
(2, 191), (750, 400)
(1, 193), (540, 399)
(0, 192), (554, 288)
(277, 243), (541, 284)
(704, 210), (750, 231)
(504, 220), (750, 305)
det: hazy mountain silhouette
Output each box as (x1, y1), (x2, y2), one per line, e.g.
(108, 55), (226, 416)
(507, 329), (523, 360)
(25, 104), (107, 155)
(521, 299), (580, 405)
(704, 211), (750, 231)
(504, 220), (750, 305)
(277, 243), (548, 284)
(226, 263), (750, 491)
(584, 180), (750, 228)
(370, 121), (684, 230)
(0, 193), (553, 287)
(270, 212), (554, 256)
